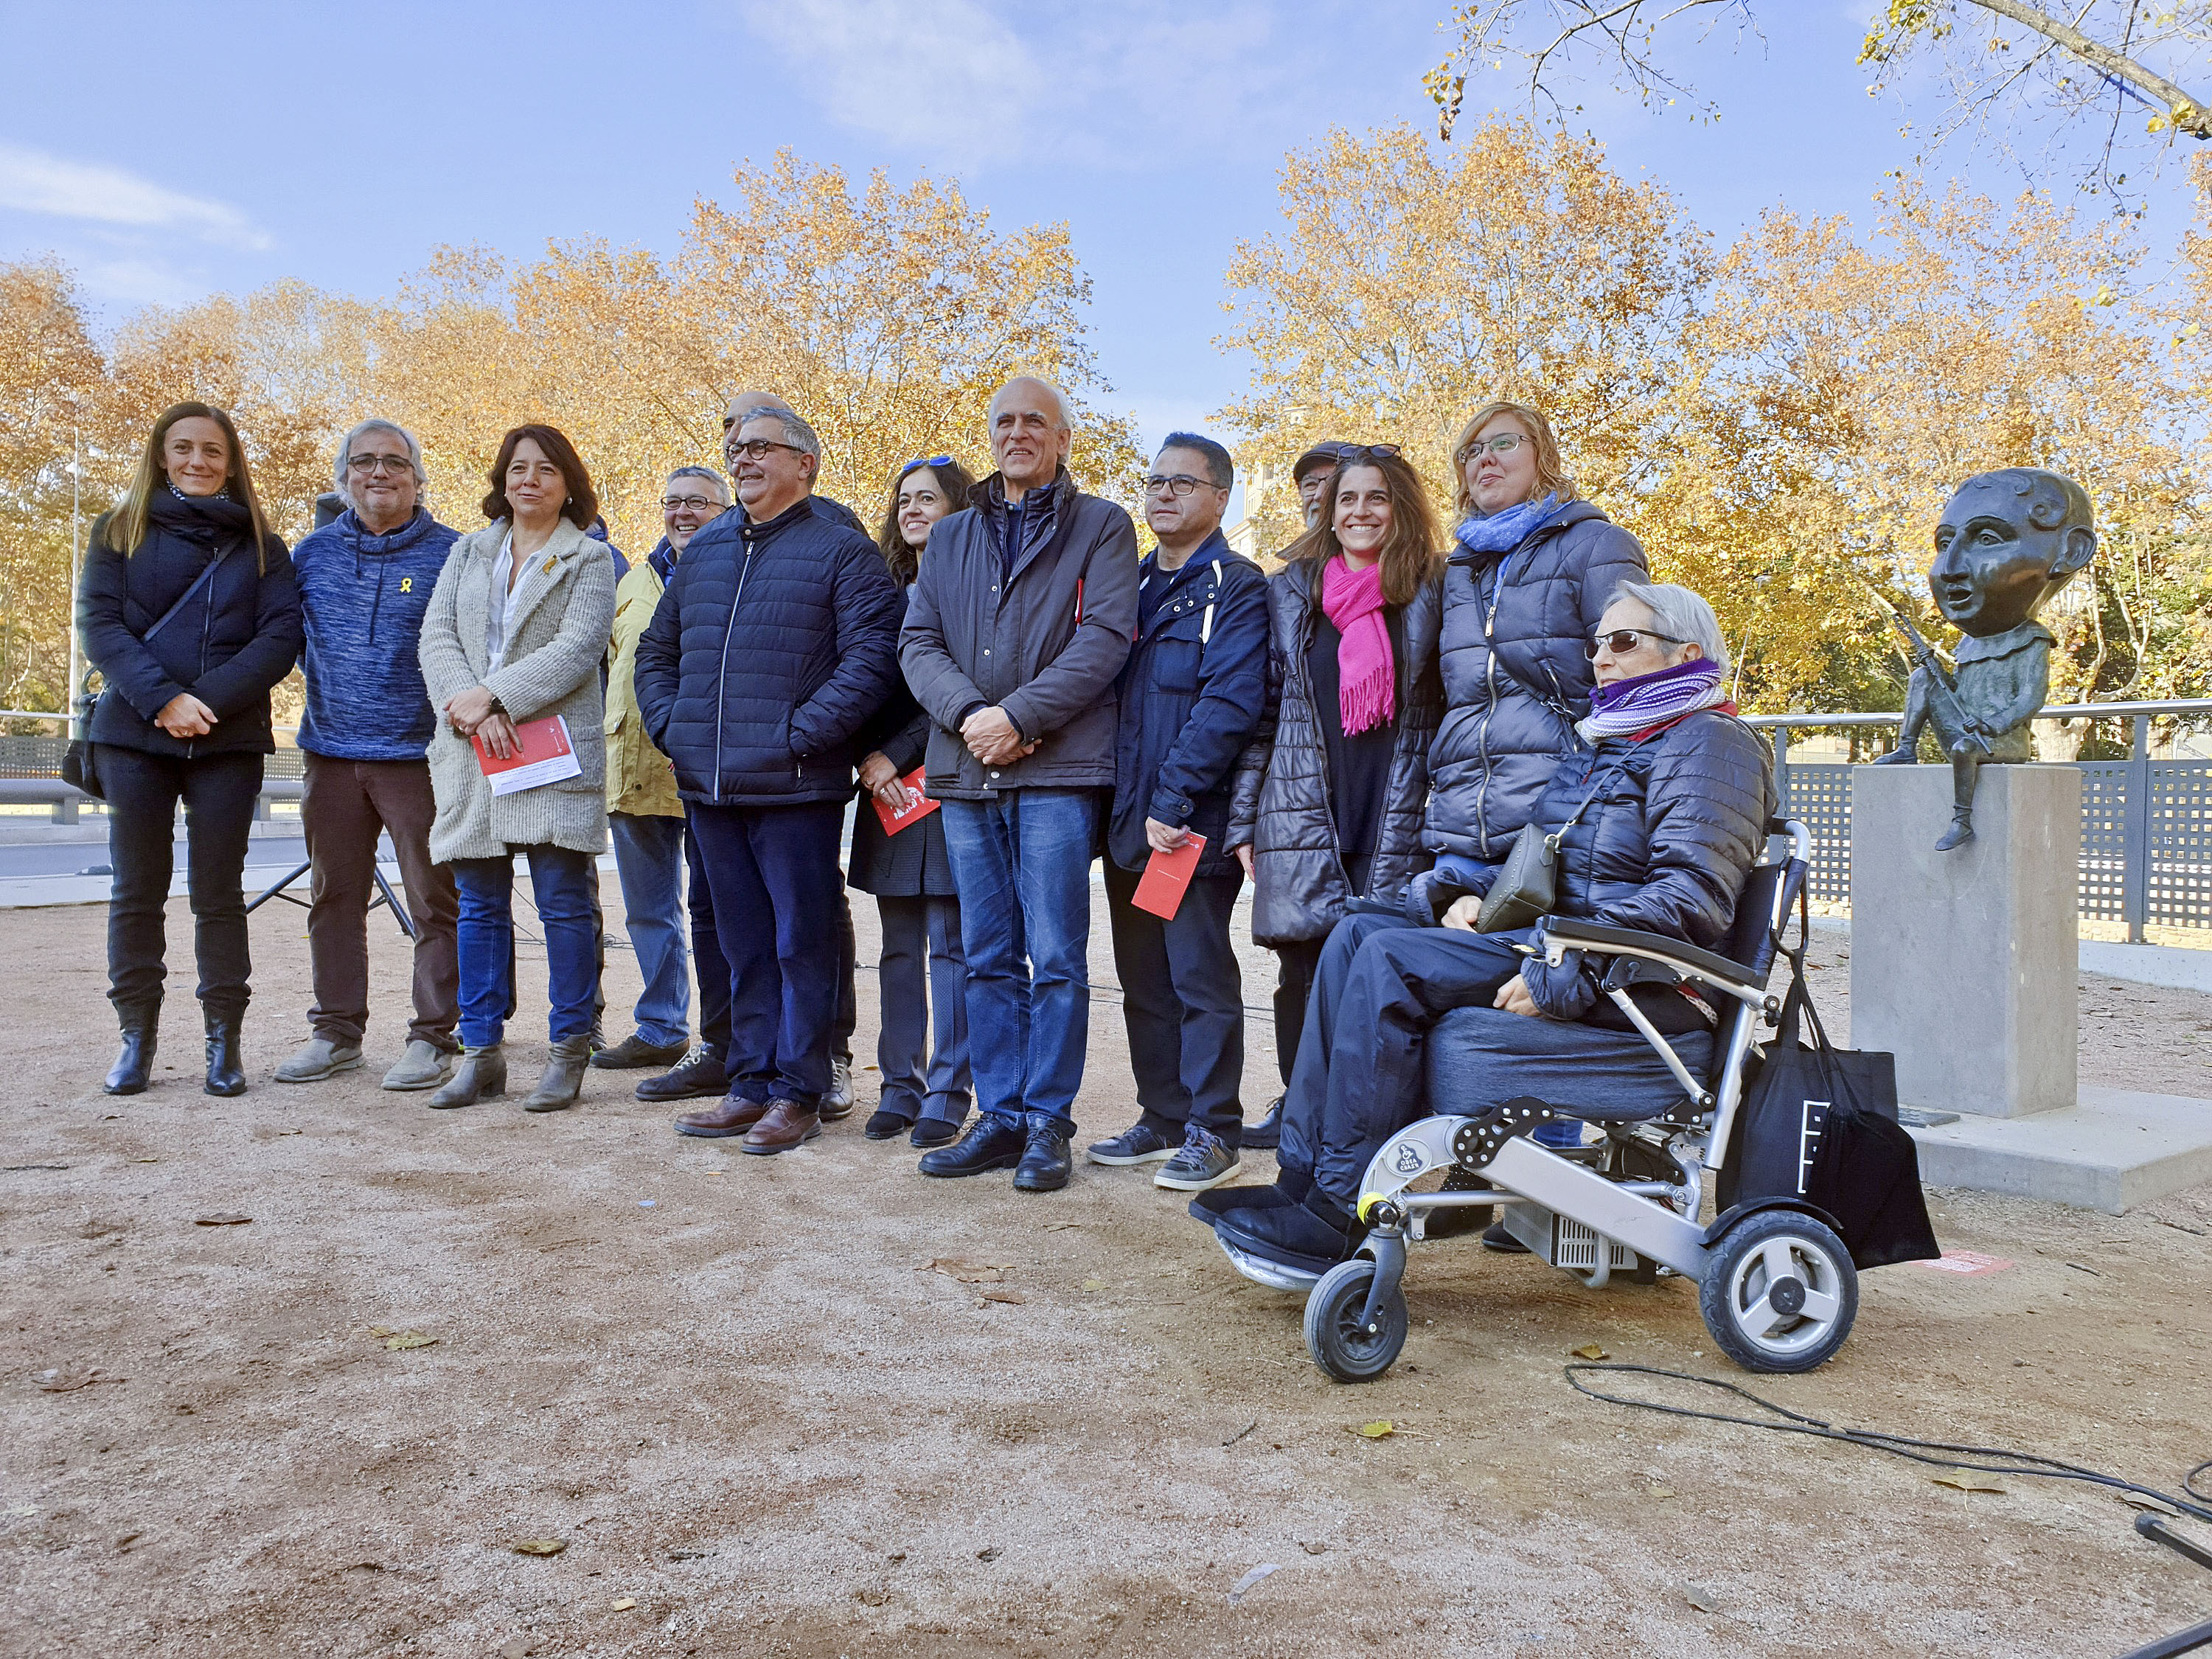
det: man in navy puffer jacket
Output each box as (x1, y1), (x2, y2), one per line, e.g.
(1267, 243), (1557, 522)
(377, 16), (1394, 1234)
(277, 419), (461, 1094)
(633, 407), (902, 1155)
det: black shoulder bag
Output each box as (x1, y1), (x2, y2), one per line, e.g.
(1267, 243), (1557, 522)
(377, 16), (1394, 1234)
(1722, 887), (1940, 1268)
(64, 539), (240, 801)
(1474, 751), (1631, 933)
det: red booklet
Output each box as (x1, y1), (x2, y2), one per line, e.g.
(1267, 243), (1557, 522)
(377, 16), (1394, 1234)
(1131, 832), (1206, 920)
(470, 714), (580, 796)
(869, 766), (940, 835)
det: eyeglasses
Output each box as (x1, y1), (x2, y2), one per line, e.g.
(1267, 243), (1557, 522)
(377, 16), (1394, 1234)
(1585, 628), (1686, 658)
(1144, 473), (1221, 498)
(345, 453), (414, 475)
(900, 454), (954, 479)
(1343, 443), (1400, 462)
(661, 495), (722, 512)
(726, 438), (808, 462)
(1455, 433), (1528, 465)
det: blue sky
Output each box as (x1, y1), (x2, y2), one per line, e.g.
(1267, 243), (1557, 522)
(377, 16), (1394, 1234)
(0, 0), (2174, 459)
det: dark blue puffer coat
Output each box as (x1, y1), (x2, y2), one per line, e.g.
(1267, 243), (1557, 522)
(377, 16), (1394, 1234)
(631, 495), (903, 807)
(1419, 708), (1775, 1020)
(1425, 501), (1648, 861)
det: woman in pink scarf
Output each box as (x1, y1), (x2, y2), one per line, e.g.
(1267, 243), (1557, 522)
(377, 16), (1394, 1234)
(1222, 446), (1445, 1150)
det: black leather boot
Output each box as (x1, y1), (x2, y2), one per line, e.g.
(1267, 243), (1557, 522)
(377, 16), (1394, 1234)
(204, 1009), (246, 1097)
(104, 1004), (159, 1096)
(1013, 1113), (1074, 1194)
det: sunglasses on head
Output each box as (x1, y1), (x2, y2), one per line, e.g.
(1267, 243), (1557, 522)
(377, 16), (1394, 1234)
(1585, 628), (1686, 659)
(899, 454), (955, 479)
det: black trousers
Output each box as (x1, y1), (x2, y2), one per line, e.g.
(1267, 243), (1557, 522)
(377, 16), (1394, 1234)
(100, 745), (263, 1020)
(1105, 861), (1248, 1144)
(1270, 937), (1325, 1088)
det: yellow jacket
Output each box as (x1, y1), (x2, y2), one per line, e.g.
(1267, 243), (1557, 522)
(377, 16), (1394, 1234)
(604, 556), (683, 818)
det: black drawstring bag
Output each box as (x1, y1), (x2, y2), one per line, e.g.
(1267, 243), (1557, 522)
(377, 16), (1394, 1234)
(1722, 891), (1940, 1270)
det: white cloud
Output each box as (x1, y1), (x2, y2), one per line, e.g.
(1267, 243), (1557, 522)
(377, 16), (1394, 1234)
(740, 0), (1040, 164)
(0, 143), (272, 251)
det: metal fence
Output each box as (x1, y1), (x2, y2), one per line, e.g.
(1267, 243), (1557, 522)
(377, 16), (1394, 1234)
(1756, 699), (2212, 943)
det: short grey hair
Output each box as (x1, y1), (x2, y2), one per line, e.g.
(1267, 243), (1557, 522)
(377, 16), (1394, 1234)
(666, 464), (729, 501)
(987, 375), (1074, 431)
(739, 407), (821, 463)
(1609, 580), (1729, 675)
(333, 418), (425, 507)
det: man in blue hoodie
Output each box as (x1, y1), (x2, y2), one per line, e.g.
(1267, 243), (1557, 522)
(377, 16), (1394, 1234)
(274, 419), (461, 1091)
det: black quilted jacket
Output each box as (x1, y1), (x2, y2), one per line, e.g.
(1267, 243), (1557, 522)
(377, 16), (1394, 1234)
(1426, 501), (1648, 861)
(1419, 709), (1776, 1018)
(632, 495), (903, 807)
(1226, 560), (1443, 947)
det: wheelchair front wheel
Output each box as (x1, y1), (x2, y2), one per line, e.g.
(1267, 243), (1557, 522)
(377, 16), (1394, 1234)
(1304, 1257), (1408, 1383)
(1700, 1209), (1858, 1374)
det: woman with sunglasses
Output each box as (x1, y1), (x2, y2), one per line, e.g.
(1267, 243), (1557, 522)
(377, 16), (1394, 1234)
(1223, 445), (1444, 1150)
(849, 454), (980, 1148)
(1203, 581), (1773, 1276)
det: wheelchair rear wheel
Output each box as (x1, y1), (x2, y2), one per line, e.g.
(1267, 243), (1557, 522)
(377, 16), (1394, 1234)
(1700, 1209), (1858, 1374)
(1304, 1258), (1408, 1382)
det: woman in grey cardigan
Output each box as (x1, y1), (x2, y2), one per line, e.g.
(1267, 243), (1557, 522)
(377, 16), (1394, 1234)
(417, 425), (617, 1113)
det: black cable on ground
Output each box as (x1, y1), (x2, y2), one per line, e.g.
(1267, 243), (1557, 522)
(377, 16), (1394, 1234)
(1565, 1363), (2212, 1528)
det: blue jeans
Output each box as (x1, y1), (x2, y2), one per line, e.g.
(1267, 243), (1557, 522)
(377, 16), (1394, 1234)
(608, 811), (691, 1047)
(451, 846), (598, 1049)
(939, 789), (1099, 1130)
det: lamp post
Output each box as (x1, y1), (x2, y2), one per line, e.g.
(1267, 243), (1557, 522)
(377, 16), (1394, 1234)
(66, 428), (82, 721)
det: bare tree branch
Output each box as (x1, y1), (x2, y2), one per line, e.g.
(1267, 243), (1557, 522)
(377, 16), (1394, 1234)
(1964, 0), (2210, 136)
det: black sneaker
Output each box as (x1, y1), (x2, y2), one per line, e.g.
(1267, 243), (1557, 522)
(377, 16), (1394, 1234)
(592, 1032), (692, 1071)
(1085, 1123), (1177, 1166)
(1481, 1220), (1530, 1253)
(1155, 1127), (1241, 1192)
(635, 1048), (728, 1102)
(1242, 1093), (1285, 1151)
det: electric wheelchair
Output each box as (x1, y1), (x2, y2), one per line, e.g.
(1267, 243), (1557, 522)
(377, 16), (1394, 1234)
(1219, 819), (1861, 1382)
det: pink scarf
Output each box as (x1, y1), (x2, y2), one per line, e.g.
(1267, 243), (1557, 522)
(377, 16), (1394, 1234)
(1321, 554), (1394, 736)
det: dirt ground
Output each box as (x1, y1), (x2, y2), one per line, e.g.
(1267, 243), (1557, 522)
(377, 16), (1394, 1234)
(4, 883), (2211, 1658)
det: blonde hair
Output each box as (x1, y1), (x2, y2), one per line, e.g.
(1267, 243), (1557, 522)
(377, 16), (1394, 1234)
(107, 402), (271, 572)
(1450, 400), (1576, 519)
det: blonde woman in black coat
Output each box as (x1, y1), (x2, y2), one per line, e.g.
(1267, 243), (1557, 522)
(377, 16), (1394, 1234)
(78, 402), (302, 1097)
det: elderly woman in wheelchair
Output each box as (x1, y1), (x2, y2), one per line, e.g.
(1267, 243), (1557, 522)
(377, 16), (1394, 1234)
(1200, 582), (1853, 1379)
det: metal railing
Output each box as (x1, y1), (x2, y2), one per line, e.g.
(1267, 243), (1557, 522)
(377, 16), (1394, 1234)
(1745, 698), (2212, 944)
(0, 711), (305, 824)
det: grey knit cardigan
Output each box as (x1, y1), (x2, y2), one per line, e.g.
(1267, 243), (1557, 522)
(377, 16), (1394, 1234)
(418, 518), (617, 863)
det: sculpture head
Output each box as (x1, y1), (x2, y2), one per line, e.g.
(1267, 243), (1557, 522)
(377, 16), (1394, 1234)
(1930, 467), (2096, 637)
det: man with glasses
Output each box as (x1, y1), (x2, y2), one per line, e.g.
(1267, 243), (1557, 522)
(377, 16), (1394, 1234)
(900, 376), (1140, 1194)
(634, 407), (902, 1154)
(275, 420), (461, 1091)
(1085, 434), (1267, 1193)
(591, 466), (729, 1080)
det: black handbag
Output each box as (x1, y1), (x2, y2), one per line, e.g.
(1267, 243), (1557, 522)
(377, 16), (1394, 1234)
(63, 537), (240, 799)
(1474, 754), (1627, 933)
(1722, 891), (1939, 1268)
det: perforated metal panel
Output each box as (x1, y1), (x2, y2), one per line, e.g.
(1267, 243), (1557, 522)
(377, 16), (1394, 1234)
(1780, 765), (1854, 903)
(2078, 762), (2130, 922)
(2146, 761), (2212, 929)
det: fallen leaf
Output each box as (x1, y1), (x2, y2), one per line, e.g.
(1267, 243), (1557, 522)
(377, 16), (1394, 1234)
(1080, 1278), (1107, 1291)
(500, 1641), (538, 1659)
(35, 1367), (106, 1393)
(611, 1596), (637, 1610)
(975, 1545), (1001, 1562)
(510, 1537), (566, 1557)
(133, 1158), (159, 1164)
(1301, 1540), (1326, 1555)
(1649, 1486), (1677, 1500)
(1353, 1420), (1395, 1439)
(1932, 1475), (2006, 1495)
(1228, 1562), (1281, 1603)
(921, 1259), (1008, 1284)
(383, 1332), (438, 1351)
(193, 1214), (251, 1227)
(367, 1326), (395, 1338)
(703, 1170), (724, 1178)
(2119, 1493), (2183, 1517)
(1680, 1582), (1719, 1613)
(1571, 1343), (1608, 1360)
(1042, 1220), (1080, 1231)
(980, 1289), (1025, 1305)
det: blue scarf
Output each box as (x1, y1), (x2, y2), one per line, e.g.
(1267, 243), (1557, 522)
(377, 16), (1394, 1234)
(1454, 492), (1566, 559)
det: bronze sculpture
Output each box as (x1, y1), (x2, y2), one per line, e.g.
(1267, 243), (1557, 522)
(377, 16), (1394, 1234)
(1874, 467), (2096, 850)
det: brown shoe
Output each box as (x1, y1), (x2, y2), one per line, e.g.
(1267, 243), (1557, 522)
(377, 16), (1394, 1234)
(741, 1099), (822, 1156)
(675, 1095), (771, 1138)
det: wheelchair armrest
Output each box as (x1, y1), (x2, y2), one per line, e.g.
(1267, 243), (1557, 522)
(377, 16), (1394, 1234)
(1540, 918), (1761, 994)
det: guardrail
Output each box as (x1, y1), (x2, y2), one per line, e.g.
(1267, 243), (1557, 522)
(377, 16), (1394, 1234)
(1745, 698), (2212, 944)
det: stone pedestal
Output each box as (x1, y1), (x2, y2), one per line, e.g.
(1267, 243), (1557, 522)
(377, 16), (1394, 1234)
(1849, 764), (2079, 1119)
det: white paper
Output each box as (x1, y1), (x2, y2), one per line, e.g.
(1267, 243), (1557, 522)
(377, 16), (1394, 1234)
(485, 716), (582, 796)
